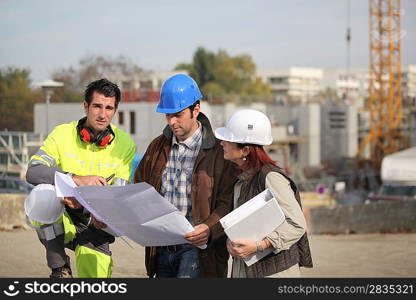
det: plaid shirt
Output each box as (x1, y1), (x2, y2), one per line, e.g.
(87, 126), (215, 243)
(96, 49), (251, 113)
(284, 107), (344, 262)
(160, 123), (202, 225)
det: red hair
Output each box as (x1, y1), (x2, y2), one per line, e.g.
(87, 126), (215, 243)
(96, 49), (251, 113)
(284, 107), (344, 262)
(239, 144), (277, 172)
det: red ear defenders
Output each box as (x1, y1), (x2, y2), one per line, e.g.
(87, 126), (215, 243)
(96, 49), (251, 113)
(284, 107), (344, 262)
(77, 117), (115, 147)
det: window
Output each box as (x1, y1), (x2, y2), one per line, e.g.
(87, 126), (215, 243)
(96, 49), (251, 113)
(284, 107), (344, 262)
(0, 153), (8, 164)
(118, 111), (124, 125)
(270, 77), (288, 84)
(12, 135), (20, 149)
(130, 111), (136, 134)
(139, 80), (153, 90)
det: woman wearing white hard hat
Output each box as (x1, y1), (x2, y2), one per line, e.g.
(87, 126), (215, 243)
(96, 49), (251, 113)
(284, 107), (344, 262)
(214, 109), (313, 278)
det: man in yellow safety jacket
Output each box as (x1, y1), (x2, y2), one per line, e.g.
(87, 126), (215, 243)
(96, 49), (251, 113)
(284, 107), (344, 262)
(26, 78), (136, 278)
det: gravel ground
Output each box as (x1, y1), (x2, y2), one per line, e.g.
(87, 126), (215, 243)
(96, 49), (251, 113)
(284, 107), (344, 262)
(1, 229), (415, 278)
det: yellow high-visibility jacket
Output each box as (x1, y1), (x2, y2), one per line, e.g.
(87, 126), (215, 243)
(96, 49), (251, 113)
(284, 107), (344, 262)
(27, 120), (136, 278)
(29, 120), (136, 183)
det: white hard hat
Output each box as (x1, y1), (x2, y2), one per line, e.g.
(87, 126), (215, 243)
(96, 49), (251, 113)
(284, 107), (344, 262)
(24, 184), (65, 224)
(215, 109), (273, 145)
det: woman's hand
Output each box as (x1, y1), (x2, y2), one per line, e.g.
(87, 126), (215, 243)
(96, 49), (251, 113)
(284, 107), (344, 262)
(226, 238), (257, 259)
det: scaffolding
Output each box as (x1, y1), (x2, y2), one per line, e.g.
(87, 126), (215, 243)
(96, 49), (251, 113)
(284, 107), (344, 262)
(0, 132), (44, 178)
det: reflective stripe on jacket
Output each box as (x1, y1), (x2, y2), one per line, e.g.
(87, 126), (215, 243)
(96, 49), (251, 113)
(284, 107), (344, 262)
(29, 120), (136, 182)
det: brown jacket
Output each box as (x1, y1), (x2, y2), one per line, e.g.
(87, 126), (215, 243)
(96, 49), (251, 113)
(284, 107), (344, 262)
(134, 113), (237, 277)
(236, 164), (313, 278)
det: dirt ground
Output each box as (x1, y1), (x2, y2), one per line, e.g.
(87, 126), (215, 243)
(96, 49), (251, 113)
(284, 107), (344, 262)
(1, 229), (415, 278)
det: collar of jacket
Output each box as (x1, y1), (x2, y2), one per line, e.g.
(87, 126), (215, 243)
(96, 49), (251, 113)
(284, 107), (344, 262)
(237, 170), (256, 182)
(162, 112), (216, 150)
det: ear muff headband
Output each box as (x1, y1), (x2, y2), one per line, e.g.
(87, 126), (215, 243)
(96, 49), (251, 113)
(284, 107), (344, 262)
(95, 127), (115, 147)
(77, 117), (115, 147)
(79, 126), (93, 143)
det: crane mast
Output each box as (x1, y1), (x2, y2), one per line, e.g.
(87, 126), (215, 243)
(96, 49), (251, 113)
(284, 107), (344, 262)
(357, 0), (409, 169)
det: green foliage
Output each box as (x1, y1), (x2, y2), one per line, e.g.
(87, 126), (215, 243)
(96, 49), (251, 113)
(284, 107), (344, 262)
(191, 47), (216, 87)
(0, 67), (42, 131)
(202, 82), (225, 96)
(174, 47), (271, 102)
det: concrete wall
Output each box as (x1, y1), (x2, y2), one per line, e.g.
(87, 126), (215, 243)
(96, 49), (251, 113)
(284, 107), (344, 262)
(0, 194), (28, 230)
(2, 192), (415, 235)
(298, 103), (321, 167)
(320, 104), (346, 161)
(35, 103), (84, 135)
(347, 105), (358, 157)
(307, 201), (416, 234)
(320, 104), (358, 162)
(118, 102), (165, 154)
(266, 104), (293, 126)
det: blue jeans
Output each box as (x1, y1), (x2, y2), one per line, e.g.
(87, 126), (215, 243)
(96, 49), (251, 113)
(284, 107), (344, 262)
(155, 244), (200, 278)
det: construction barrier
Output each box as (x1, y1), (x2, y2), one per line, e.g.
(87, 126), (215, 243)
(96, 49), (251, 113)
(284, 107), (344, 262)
(308, 200), (416, 234)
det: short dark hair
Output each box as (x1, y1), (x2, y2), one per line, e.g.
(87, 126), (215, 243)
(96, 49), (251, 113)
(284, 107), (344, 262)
(188, 100), (200, 118)
(188, 100), (200, 112)
(84, 78), (121, 108)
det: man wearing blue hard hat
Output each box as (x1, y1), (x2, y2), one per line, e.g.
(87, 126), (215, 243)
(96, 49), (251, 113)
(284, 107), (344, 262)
(134, 74), (237, 278)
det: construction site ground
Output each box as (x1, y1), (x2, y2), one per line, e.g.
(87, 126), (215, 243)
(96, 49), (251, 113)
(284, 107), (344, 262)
(1, 229), (415, 278)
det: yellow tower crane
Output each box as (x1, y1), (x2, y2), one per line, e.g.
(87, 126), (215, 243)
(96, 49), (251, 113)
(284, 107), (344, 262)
(357, 0), (410, 169)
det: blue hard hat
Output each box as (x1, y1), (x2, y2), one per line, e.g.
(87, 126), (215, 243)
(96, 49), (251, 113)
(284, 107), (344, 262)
(156, 74), (202, 113)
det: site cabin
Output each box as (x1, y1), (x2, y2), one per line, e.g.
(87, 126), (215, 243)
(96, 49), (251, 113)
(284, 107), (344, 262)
(369, 147), (416, 202)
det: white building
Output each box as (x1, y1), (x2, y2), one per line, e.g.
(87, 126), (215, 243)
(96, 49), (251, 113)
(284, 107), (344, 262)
(33, 101), (342, 171)
(322, 65), (416, 106)
(257, 67), (323, 103)
(34, 102), (166, 154)
(114, 70), (188, 102)
(321, 68), (369, 103)
(402, 64), (416, 101)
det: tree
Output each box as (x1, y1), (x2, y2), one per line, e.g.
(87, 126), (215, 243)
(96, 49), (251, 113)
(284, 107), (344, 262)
(174, 47), (271, 101)
(0, 67), (42, 131)
(191, 47), (216, 87)
(52, 54), (145, 99)
(51, 66), (83, 103)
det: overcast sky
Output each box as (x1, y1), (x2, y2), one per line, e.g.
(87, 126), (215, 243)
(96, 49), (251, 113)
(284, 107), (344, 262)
(0, 0), (415, 84)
